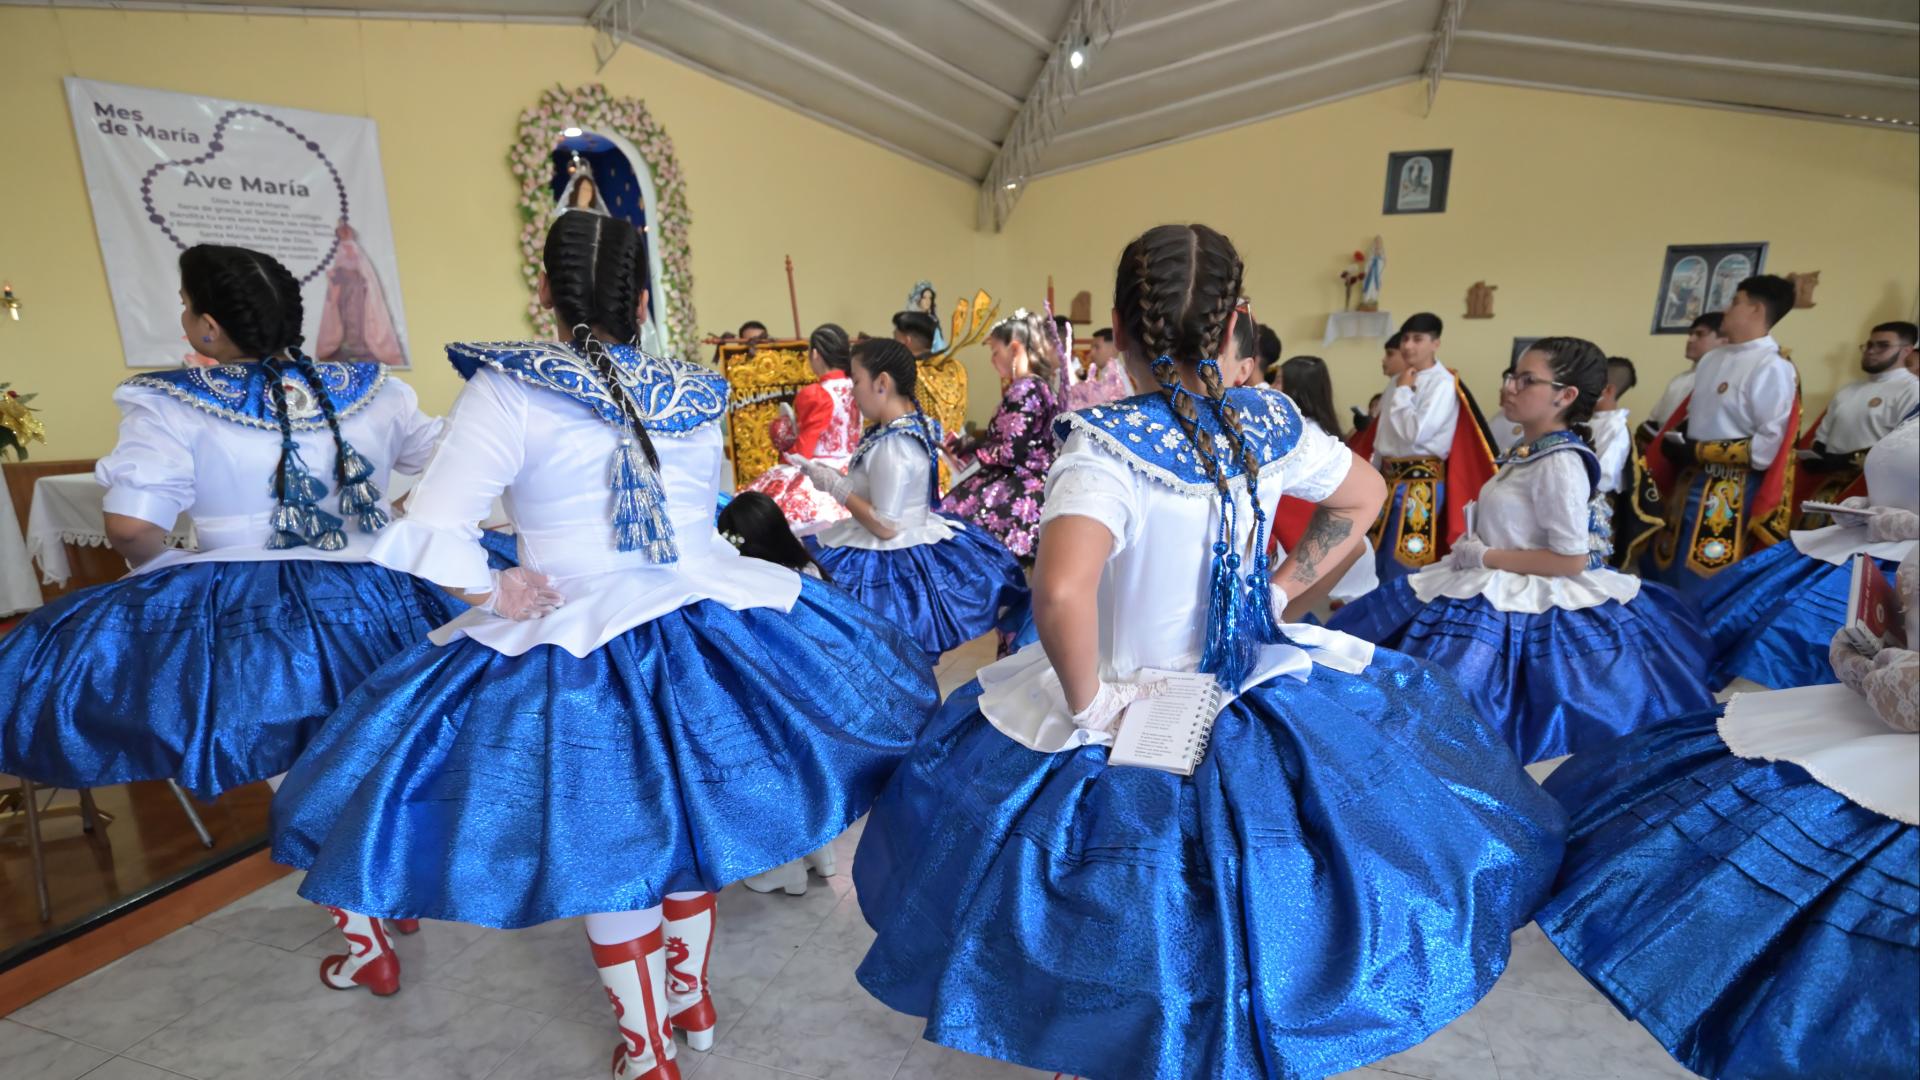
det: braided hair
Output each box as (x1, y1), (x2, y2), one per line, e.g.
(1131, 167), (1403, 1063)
(1113, 224), (1257, 504)
(987, 309), (1061, 384)
(810, 323), (852, 373)
(544, 209), (659, 471)
(179, 245), (380, 547)
(1524, 336), (1608, 445)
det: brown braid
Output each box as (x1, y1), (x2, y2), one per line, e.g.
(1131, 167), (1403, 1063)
(1113, 225), (1263, 521)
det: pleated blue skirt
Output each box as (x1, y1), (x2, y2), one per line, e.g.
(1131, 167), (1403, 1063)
(272, 577), (938, 929)
(1537, 711), (1918, 1080)
(0, 558), (464, 801)
(1696, 540), (1896, 690)
(853, 650), (1566, 1080)
(809, 520), (1029, 660)
(1325, 577), (1714, 763)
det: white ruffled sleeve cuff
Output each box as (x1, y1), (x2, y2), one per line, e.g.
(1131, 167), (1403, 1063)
(368, 518), (493, 592)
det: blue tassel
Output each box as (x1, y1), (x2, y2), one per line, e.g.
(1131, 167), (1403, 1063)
(265, 529), (306, 550)
(337, 445), (375, 484)
(337, 480), (380, 516)
(357, 505), (391, 533)
(1198, 543), (1252, 689)
(609, 436), (678, 562)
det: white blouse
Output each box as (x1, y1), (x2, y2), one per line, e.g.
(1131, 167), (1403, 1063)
(978, 410), (1375, 753)
(98, 375), (442, 570)
(1373, 364), (1459, 461)
(1411, 445), (1641, 614)
(1791, 416), (1920, 567)
(1686, 336), (1797, 470)
(812, 430), (960, 551)
(1589, 408), (1632, 495)
(370, 367), (799, 658)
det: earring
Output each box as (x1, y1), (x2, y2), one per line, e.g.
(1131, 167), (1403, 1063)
(201, 334), (214, 344)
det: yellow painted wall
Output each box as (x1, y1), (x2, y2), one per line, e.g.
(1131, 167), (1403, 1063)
(1010, 79), (1920, 429)
(0, 6), (994, 458)
(3, 8), (1915, 462)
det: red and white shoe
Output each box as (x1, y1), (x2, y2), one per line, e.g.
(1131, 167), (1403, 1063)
(389, 918), (422, 935)
(590, 926), (681, 1080)
(318, 907), (400, 996)
(662, 893), (717, 1052)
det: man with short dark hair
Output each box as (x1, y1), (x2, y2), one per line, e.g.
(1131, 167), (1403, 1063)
(1349, 313), (1496, 583)
(891, 311), (939, 358)
(738, 320), (769, 343)
(1646, 275), (1801, 593)
(1791, 320), (1919, 526)
(1640, 312), (1728, 445)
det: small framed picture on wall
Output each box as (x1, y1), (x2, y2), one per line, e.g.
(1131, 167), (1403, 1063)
(1651, 242), (1768, 334)
(1383, 149), (1452, 215)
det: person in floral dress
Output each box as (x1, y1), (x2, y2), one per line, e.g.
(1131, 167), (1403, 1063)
(945, 310), (1064, 565)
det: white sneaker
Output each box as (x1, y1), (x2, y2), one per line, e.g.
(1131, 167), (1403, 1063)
(741, 859), (808, 896)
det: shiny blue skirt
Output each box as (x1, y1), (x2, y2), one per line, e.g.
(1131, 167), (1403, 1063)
(1537, 711), (1918, 1079)
(480, 528), (520, 570)
(853, 650), (1566, 1080)
(273, 577), (938, 929)
(809, 519), (1029, 660)
(1697, 540), (1895, 690)
(0, 558), (463, 802)
(1326, 577), (1714, 763)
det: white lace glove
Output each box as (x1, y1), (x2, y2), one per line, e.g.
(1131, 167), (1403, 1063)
(1834, 495), (1872, 526)
(479, 568), (566, 621)
(1445, 537), (1489, 570)
(1069, 679), (1166, 735)
(1868, 507), (1920, 544)
(1269, 581), (1292, 622)
(786, 454), (853, 505)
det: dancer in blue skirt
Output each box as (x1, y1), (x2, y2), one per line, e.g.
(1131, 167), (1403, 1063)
(272, 212), (937, 1080)
(1329, 337), (1714, 763)
(0, 244), (463, 802)
(1536, 549), (1917, 1080)
(795, 337), (1028, 661)
(853, 224), (1565, 1080)
(1696, 409), (1918, 689)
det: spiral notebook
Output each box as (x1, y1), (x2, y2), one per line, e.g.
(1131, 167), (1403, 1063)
(1108, 670), (1225, 776)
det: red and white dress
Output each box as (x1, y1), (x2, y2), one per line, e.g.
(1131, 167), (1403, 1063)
(742, 370), (861, 535)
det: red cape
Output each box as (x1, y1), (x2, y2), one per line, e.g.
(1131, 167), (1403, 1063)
(1281, 371), (1495, 555)
(1644, 381), (1802, 549)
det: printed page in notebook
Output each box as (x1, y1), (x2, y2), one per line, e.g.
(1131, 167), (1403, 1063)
(1107, 670), (1221, 776)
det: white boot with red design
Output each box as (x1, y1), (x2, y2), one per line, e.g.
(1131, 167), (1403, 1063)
(586, 909), (681, 1080)
(662, 892), (717, 1051)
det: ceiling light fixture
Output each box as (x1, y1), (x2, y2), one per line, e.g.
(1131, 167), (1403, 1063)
(562, 127), (584, 138)
(1069, 49), (1085, 69)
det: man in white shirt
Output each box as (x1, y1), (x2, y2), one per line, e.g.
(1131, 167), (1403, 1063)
(1638, 312), (1727, 447)
(1359, 313), (1495, 582)
(1794, 321), (1920, 525)
(1647, 275), (1800, 593)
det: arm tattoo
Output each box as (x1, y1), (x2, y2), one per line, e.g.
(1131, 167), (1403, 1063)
(1288, 506), (1354, 580)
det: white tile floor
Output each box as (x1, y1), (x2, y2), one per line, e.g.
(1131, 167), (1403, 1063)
(0, 641), (1699, 1080)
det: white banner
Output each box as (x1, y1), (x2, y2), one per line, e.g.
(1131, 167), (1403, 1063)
(65, 77), (410, 368)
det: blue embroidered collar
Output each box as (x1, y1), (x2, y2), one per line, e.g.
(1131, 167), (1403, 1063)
(849, 412), (944, 469)
(1054, 388), (1304, 495)
(123, 362), (385, 432)
(447, 340), (728, 437)
(1498, 428), (1600, 487)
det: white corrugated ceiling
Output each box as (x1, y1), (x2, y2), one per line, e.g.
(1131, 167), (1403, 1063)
(34, 0), (1920, 196)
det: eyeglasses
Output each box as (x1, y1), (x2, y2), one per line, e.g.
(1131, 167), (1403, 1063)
(1862, 341), (1900, 352)
(1502, 371), (1566, 391)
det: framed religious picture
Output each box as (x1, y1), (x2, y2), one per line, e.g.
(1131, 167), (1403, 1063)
(1651, 242), (1768, 334)
(1383, 149), (1452, 215)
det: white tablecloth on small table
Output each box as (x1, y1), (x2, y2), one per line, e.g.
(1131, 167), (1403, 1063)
(0, 478), (42, 615)
(1323, 310), (1395, 346)
(27, 472), (509, 586)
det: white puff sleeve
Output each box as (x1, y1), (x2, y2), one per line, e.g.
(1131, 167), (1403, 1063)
(369, 369), (526, 590)
(1040, 430), (1139, 554)
(1278, 419), (1354, 503)
(1533, 452), (1597, 557)
(380, 377), (447, 475)
(95, 385), (198, 530)
(863, 437), (927, 530)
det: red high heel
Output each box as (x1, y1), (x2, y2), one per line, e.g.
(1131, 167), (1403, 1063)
(319, 907), (401, 996)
